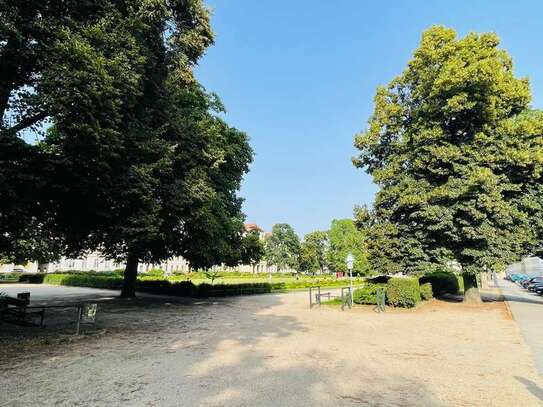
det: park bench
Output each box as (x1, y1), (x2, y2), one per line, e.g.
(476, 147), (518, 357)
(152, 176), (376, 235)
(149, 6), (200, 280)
(0, 293), (45, 327)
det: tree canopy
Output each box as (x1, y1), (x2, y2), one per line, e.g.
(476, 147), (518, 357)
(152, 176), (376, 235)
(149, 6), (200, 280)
(298, 231), (328, 273)
(1, 0), (253, 296)
(327, 219), (368, 275)
(354, 26), (543, 275)
(264, 224), (300, 271)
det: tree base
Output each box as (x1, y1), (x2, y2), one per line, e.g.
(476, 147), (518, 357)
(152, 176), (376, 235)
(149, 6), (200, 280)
(463, 287), (482, 304)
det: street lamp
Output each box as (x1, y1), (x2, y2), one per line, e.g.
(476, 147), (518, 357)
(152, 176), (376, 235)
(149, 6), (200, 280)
(346, 253), (354, 306)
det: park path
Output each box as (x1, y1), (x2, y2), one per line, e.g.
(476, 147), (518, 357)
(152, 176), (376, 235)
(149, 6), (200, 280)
(496, 278), (543, 375)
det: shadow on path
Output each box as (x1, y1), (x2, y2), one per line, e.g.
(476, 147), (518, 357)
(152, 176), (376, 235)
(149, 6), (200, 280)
(515, 376), (543, 401)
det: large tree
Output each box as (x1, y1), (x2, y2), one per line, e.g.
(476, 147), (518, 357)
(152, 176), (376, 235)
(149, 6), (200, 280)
(240, 229), (265, 273)
(354, 26), (543, 298)
(264, 224), (300, 272)
(1, 1), (253, 297)
(327, 219), (368, 275)
(298, 231), (328, 274)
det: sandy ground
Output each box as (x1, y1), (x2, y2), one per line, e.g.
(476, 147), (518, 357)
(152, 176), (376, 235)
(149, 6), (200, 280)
(1, 286), (543, 407)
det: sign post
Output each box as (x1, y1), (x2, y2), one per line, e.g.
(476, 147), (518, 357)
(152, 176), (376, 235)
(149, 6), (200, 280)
(346, 253), (354, 306)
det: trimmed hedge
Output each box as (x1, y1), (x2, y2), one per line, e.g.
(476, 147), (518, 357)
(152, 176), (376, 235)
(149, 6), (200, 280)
(420, 282), (433, 301)
(41, 273), (276, 298)
(353, 284), (385, 305)
(44, 273), (122, 289)
(386, 277), (420, 308)
(18, 273), (46, 284)
(419, 272), (459, 297)
(366, 275), (391, 284)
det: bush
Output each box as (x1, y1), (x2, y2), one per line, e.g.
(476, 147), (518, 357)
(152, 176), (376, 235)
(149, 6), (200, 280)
(353, 284), (385, 305)
(0, 273), (21, 281)
(18, 273), (46, 284)
(419, 272), (459, 296)
(146, 268), (165, 278)
(43, 273), (123, 289)
(40, 273), (274, 298)
(420, 282), (433, 300)
(366, 275), (391, 284)
(386, 277), (420, 308)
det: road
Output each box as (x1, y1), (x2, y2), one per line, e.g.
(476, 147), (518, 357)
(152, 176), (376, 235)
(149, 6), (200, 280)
(497, 278), (543, 375)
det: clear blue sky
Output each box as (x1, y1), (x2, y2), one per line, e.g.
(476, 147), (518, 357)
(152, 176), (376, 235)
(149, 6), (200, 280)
(195, 0), (543, 237)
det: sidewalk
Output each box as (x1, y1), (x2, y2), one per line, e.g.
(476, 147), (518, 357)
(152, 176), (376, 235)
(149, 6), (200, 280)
(495, 278), (543, 375)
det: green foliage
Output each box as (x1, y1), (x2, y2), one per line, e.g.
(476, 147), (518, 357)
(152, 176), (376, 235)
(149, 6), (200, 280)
(0, 273), (20, 281)
(366, 275), (391, 284)
(354, 26), (543, 275)
(240, 230), (265, 269)
(353, 284), (385, 305)
(203, 269), (222, 284)
(420, 283), (433, 301)
(298, 231), (328, 273)
(36, 271), (360, 294)
(264, 224), (301, 271)
(386, 278), (421, 308)
(0, 1), (253, 299)
(18, 273), (46, 284)
(327, 219), (369, 275)
(457, 275), (465, 294)
(419, 272), (459, 296)
(146, 268), (165, 278)
(41, 273), (272, 297)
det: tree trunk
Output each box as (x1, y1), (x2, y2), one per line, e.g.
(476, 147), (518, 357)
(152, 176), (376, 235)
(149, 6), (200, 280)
(462, 272), (482, 303)
(120, 252), (139, 298)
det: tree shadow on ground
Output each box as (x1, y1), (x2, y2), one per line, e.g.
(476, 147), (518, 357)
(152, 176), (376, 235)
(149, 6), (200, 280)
(515, 376), (543, 401)
(1, 291), (442, 406)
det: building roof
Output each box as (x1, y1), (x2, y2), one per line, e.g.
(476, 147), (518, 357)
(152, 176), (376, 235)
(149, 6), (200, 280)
(244, 223), (263, 232)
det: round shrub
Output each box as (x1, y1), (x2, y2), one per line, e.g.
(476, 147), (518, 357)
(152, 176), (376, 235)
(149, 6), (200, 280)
(366, 275), (391, 284)
(420, 282), (433, 300)
(386, 277), (420, 308)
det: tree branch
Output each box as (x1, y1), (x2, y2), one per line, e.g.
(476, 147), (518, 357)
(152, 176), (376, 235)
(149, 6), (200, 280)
(3, 111), (48, 135)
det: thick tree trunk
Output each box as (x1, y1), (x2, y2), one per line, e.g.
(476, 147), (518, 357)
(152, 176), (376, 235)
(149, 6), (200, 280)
(462, 272), (482, 304)
(120, 252), (139, 298)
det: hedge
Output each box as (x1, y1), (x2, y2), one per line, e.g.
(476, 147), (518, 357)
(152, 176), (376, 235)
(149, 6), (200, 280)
(18, 273), (46, 284)
(386, 277), (420, 308)
(40, 273), (276, 298)
(353, 284), (385, 305)
(419, 272), (459, 297)
(420, 282), (433, 301)
(366, 275), (391, 284)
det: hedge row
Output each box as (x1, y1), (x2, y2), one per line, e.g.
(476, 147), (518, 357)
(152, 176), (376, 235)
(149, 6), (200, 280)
(40, 273), (278, 298)
(353, 278), (434, 308)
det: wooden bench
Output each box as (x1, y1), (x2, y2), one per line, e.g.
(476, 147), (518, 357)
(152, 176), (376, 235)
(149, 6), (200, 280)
(0, 293), (45, 327)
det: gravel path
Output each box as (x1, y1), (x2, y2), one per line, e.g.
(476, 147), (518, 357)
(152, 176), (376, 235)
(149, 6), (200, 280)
(1, 285), (543, 406)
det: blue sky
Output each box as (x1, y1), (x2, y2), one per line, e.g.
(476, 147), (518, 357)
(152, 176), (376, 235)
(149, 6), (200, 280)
(195, 0), (543, 237)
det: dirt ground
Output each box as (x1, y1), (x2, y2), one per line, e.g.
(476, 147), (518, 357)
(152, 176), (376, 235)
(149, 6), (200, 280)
(1, 287), (542, 406)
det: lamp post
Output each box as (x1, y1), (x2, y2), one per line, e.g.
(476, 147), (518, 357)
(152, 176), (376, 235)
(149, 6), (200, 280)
(346, 253), (354, 306)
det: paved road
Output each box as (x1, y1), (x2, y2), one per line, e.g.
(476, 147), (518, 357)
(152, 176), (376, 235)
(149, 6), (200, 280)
(497, 278), (543, 375)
